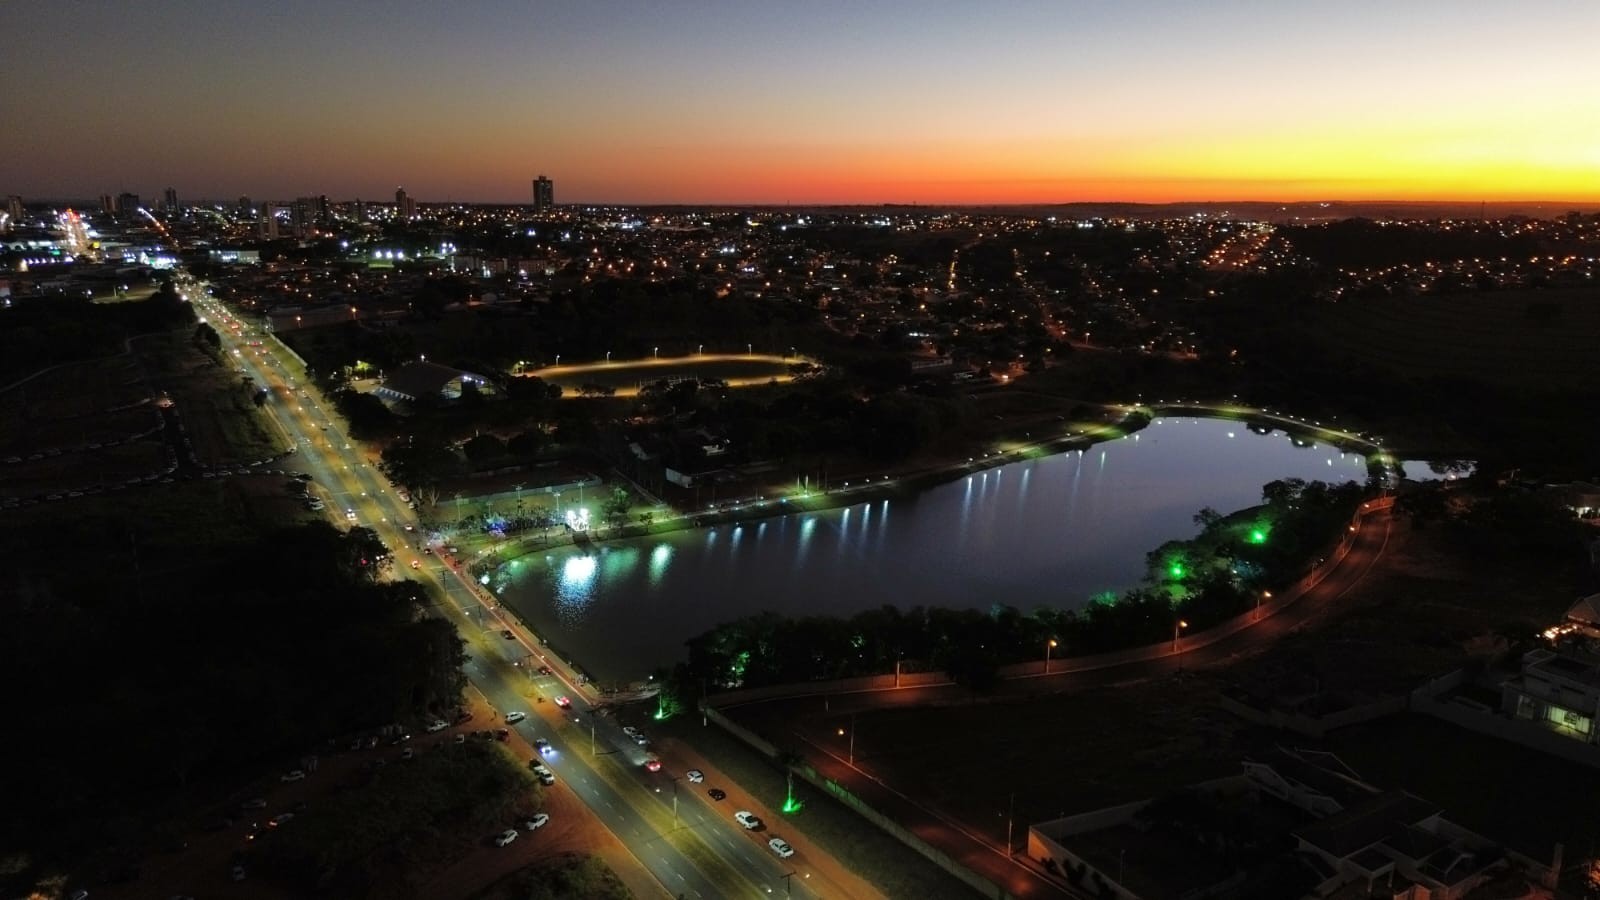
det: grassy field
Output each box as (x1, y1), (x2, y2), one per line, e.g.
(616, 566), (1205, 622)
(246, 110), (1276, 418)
(1308, 287), (1600, 390)
(634, 706), (978, 899)
(0, 354), (155, 459)
(529, 354), (799, 394)
(137, 332), (285, 465)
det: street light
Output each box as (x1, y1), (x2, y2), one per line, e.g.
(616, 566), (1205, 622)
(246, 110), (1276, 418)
(605, 351), (611, 363)
(1173, 619), (1189, 667)
(1044, 638), (1058, 675)
(1257, 590), (1271, 621)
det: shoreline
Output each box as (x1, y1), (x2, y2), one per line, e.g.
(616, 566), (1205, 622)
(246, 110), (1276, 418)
(477, 403), (1389, 686)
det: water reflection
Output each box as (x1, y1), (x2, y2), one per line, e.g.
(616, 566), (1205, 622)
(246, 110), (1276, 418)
(504, 417), (1371, 681)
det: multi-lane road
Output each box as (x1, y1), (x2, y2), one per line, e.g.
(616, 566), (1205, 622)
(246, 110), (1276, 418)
(186, 279), (843, 900)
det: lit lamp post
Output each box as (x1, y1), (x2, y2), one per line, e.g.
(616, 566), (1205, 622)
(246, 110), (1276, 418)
(653, 346), (659, 359)
(837, 713), (857, 765)
(1173, 619), (1189, 669)
(1257, 590), (1271, 621)
(1044, 638), (1058, 675)
(605, 351), (611, 363)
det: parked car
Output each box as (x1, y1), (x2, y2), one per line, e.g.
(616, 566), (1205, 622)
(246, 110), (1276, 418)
(522, 812), (550, 831)
(734, 811), (762, 830)
(686, 769), (704, 783)
(531, 763), (556, 785)
(708, 788), (727, 801)
(768, 837), (795, 859)
(280, 770), (305, 782)
(495, 728), (510, 742)
(493, 828), (518, 847)
(425, 719), (447, 733)
(505, 711), (526, 724)
(643, 756), (662, 772)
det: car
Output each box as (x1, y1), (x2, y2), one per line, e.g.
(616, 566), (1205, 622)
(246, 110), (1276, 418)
(344, 508), (357, 521)
(530, 763), (556, 785)
(403, 523), (415, 531)
(268, 812), (295, 828)
(493, 828), (519, 847)
(280, 769), (306, 782)
(410, 559), (421, 569)
(522, 812), (550, 831)
(768, 837), (795, 859)
(536, 665), (552, 676)
(293, 473), (312, 482)
(454, 733), (467, 745)
(554, 696), (571, 709)
(240, 797), (267, 810)
(501, 629), (516, 640)
(686, 769), (704, 783)
(643, 757), (662, 772)
(734, 811), (762, 830)
(534, 738), (553, 755)
(454, 709), (474, 724)
(231, 864), (246, 881)
(495, 728), (511, 742)
(505, 711), (526, 724)
(425, 719), (447, 733)
(399, 747), (414, 760)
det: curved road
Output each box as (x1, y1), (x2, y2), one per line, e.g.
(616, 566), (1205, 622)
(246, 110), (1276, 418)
(727, 501), (1395, 899)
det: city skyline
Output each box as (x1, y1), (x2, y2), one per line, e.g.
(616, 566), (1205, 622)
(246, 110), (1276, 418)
(6, 0), (1599, 205)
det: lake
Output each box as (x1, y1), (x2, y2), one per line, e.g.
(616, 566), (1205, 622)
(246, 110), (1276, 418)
(495, 417), (1369, 682)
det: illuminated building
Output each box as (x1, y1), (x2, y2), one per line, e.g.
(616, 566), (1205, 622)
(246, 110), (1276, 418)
(532, 175), (553, 211)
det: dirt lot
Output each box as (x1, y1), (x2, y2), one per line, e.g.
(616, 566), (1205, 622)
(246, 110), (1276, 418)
(0, 440), (169, 500)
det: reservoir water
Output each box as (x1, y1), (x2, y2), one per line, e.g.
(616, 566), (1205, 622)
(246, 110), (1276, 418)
(496, 417), (1369, 682)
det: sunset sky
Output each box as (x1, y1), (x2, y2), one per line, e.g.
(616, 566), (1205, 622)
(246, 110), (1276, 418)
(6, 0), (1598, 205)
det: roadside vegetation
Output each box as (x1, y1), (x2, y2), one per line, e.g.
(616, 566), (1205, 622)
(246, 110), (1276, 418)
(254, 741), (539, 896)
(0, 500), (466, 895)
(469, 853), (632, 900)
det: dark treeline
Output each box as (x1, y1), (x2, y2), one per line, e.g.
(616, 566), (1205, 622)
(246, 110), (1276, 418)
(0, 520), (466, 884)
(682, 479), (1367, 693)
(1279, 219), (1544, 269)
(0, 280), (191, 382)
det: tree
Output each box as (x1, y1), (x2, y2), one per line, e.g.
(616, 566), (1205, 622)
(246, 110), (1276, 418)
(332, 389), (396, 440)
(602, 486), (631, 530)
(461, 433), (506, 464)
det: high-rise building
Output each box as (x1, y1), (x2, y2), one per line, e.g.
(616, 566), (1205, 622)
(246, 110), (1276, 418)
(116, 192), (141, 218)
(5, 195), (22, 225)
(237, 196), (253, 218)
(532, 175), (554, 211)
(395, 186), (416, 219)
(100, 194), (116, 215)
(354, 199), (367, 222)
(163, 187), (178, 211)
(293, 195), (328, 237)
(260, 203), (280, 240)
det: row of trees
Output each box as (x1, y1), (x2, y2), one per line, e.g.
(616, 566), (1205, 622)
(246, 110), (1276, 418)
(679, 480), (1370, 693)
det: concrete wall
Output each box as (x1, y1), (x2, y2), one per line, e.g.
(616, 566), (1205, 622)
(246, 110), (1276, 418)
(1218, 693), (1407, 738)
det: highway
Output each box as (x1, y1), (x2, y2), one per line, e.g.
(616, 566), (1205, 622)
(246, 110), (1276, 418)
(185, 279), (835, 900)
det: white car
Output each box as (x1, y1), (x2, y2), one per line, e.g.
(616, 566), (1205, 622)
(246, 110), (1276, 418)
(734, 811), (762, 830)
(425, 719), (447, 733)
(505, 711), (526, 724)
(344, 509), (357, 521)
(531, 764), (556, 785)
(686, 769), (704, 783)
(493, 828), (518, 847)
(768, 837), (795, 859)
(280, 769), (306, 782)
(523, 812), (550, 831)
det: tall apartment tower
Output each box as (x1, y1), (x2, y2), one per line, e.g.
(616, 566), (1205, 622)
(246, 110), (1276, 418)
(260, 203), (280, 240)
(5, 195), (22, 225)
(101, 194), (116, 215)
(116, 192), (141, 218)
(163, 187), (178, 211)
(395, 186), (416, 220)
(532, 175), (554, 211)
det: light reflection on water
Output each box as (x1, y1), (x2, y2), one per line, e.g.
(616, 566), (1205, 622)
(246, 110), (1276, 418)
(503, 418), (1370, 681)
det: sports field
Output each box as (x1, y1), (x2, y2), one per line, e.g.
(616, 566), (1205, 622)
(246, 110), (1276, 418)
(526, 353), (808, 397)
